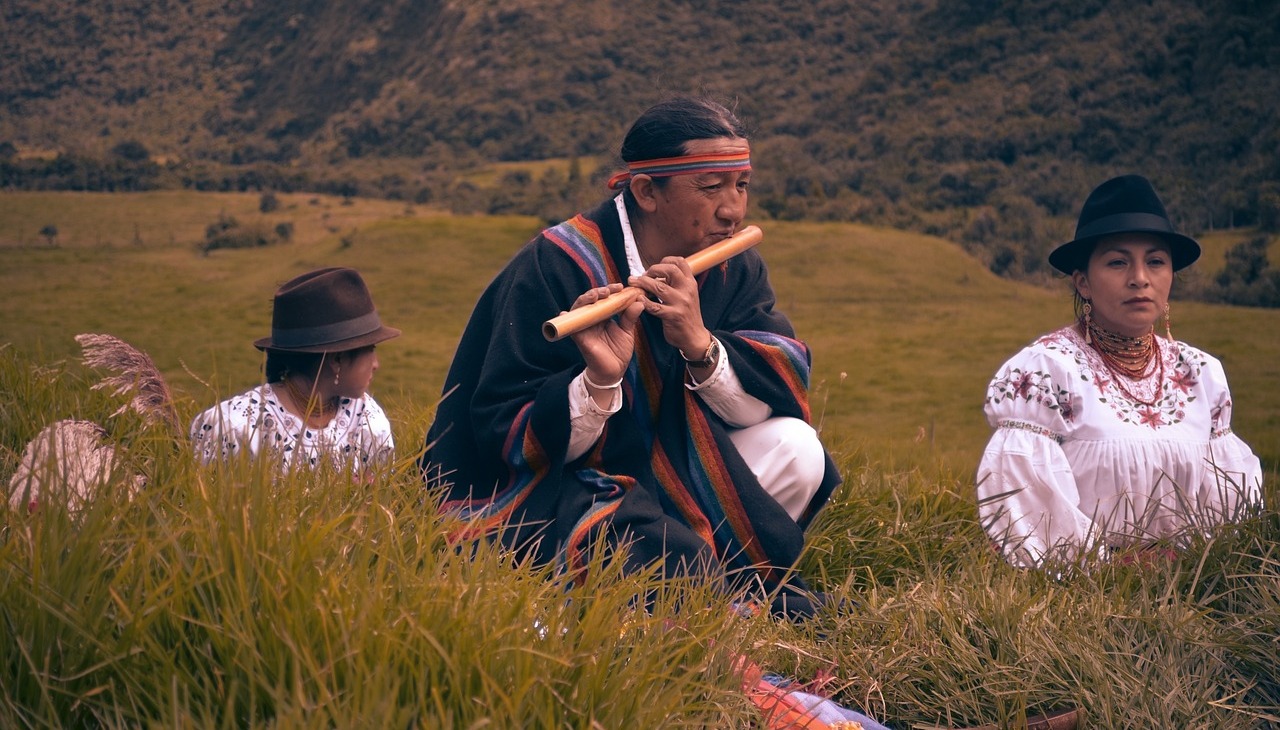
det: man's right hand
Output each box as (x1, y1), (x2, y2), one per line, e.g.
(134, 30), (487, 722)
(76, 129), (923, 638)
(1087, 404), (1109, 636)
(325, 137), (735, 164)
(566, 283), (645, 402)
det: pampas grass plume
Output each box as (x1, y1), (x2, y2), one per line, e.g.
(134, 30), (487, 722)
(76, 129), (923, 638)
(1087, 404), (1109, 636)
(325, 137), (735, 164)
(76, 332), (179, 433)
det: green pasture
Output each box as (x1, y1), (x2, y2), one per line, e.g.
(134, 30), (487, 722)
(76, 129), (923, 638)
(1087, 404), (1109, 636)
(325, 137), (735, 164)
(3, 192), (1280, 728)
(2, 191), (1276, 468)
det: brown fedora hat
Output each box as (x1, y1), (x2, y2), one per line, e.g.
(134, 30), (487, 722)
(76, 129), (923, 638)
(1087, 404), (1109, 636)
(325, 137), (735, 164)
(1048, 174), (1201, 275)
(253, 267), (400, 353)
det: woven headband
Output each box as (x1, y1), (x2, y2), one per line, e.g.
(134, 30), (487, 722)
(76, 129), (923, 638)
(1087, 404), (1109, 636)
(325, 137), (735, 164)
(606, 151), (752, 191)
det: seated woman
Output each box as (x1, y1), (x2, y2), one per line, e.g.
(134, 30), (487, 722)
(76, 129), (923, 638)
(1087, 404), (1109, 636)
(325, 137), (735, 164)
(977, 174), (1263, 568)
(190, 267), (400, 472)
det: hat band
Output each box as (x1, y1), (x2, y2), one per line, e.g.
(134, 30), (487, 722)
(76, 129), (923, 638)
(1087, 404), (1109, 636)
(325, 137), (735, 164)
(1076, 211), (1175, 240)
(270, 311), (382, 348)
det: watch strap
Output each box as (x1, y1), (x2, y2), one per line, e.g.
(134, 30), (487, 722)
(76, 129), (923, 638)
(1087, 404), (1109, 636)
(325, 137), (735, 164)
(680, 337), (719, 369)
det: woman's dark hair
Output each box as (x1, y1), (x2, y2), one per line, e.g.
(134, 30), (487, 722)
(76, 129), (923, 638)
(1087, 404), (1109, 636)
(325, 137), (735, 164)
(264, 349), (326, 384)
(619, 96), (749, 216)
(1067, 244), (1090, 323)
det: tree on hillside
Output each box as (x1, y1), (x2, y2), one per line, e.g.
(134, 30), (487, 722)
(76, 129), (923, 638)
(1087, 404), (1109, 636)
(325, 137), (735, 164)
(111, 140), (149, 162)
(1210, 236), (1280, 307)
(1260, 182), (1280, 233)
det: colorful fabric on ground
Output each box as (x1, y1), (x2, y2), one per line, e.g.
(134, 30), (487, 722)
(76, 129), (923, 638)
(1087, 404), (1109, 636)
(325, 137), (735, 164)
(740, 659), (890, 730)
(421, 198), (839, 594)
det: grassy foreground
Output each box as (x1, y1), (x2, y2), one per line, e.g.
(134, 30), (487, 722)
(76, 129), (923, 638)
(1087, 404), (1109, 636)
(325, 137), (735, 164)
(3, 192), (1280, 727)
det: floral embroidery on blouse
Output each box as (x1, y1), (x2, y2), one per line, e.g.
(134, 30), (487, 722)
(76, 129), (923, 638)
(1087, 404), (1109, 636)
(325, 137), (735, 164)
(1211, 400), (1234, 438)
(1039, 328), (1207, 430)
(189, 384), (393, 470)
(996, 418), (1064, 444)
(986, 366), (1075, 423)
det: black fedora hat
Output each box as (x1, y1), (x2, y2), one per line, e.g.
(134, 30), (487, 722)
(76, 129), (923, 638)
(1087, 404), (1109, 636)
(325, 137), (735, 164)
(253, 267), (400, 352)
(1048, 174), (1201, 275)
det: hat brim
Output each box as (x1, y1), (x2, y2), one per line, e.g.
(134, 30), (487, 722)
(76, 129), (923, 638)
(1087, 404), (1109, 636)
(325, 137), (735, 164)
(1048, 230), (1201, 275)
(254, 325), (401, 353)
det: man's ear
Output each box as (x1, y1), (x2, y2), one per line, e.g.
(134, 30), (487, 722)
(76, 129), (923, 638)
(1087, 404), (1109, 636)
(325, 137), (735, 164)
(629, 175), (659, 213)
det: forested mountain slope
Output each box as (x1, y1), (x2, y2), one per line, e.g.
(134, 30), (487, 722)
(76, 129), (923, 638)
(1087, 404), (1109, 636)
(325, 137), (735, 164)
(3, 0), (1277, 278)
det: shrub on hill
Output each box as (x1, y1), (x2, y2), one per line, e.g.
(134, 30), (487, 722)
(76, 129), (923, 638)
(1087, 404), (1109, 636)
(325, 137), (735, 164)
(1209, 236), (1280, 307)
(199, 213), (291, 255)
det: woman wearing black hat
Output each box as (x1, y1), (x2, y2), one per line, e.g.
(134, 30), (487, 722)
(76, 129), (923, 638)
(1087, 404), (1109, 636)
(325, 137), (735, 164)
(976, 175), (1263, 569)
(190, 267), (401, 471)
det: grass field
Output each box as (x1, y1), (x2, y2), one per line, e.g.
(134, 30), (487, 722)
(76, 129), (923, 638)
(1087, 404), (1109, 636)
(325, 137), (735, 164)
(2, 191), (1276, 468)
(2, 191), (1279, 728)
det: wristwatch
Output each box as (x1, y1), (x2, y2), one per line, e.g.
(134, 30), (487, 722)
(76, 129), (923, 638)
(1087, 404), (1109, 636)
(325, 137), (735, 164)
(680, 337), (719, 369)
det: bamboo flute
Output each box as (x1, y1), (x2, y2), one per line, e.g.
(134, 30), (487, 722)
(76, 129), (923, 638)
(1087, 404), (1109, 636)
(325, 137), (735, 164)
(541, 225), (763, 341)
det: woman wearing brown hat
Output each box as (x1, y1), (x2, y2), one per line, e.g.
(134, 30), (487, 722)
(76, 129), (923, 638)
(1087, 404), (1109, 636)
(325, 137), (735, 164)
(976, 174), (1262, 569)
(190, 267), (401, 471)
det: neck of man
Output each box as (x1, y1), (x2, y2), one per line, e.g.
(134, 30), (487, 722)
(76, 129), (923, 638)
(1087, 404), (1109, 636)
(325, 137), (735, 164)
(631, 216), (672, 268)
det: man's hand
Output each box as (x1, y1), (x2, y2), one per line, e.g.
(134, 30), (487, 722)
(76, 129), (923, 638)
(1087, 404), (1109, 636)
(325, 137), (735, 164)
(566, 283), (645, 402)
(628, 257), (713, 361)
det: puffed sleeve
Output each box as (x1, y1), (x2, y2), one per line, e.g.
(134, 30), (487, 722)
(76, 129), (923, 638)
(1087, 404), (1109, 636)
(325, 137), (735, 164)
(975, 347), (1098, 568)
(189, 399), (249, 464)
(1201, 356), (1264, 514)
(358, 395), (396, 468)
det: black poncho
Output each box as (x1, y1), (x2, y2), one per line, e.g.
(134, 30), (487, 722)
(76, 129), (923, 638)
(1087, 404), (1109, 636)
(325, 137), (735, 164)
(423, 199), (840, 597)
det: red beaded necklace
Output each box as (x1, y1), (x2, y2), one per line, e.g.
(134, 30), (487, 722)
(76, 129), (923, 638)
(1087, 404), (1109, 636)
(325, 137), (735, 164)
(1082, 319), (1164, 407)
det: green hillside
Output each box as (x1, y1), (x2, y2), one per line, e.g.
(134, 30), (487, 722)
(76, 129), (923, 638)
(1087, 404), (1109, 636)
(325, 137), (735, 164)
(2, 191), (1276, 469)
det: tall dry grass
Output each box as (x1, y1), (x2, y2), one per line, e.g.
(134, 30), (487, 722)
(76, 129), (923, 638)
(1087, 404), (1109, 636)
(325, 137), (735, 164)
(4, 335), (1280, 727)
(1, 347), (766, 728)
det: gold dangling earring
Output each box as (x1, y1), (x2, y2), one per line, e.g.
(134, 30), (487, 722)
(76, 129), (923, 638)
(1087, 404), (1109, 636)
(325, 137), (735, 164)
(1082, 301), (1092, 344)
(1164, 302), (1173, 340)
(333, 363), (341, 386)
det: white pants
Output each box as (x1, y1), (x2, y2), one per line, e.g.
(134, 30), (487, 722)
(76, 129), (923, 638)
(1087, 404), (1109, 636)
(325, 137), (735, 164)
(728, 417), (827, 522)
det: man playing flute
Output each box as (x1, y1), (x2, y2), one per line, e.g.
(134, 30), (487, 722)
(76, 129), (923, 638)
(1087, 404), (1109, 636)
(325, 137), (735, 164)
(421, 96), (840, 619)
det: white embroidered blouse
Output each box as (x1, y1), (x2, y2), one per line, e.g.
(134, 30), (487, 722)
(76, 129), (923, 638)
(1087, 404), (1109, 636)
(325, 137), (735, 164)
(189, 383), (395, 472)
(976, 325), (1263, 568)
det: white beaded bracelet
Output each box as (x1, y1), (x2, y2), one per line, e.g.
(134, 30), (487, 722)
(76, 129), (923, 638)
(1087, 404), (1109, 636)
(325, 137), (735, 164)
(583, 372), (624, 390)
